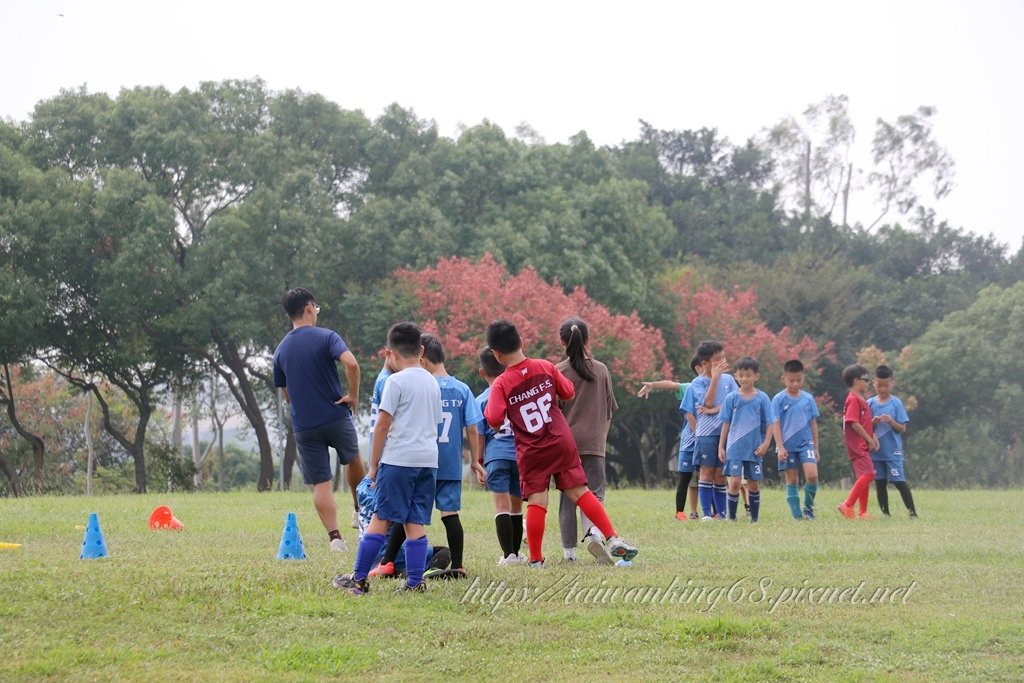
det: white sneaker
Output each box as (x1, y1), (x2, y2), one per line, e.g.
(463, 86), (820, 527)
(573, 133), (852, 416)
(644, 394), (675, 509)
(528, 559), (546, 569)
(701, 515), (715, 522)
(350, 510), (359, 529)
(497, 553), (517, 566)
(585, 531), (613, 565)
(329, 537), (348, 552)
(607, 535), (638, 561)
(562, 548), (577, 562)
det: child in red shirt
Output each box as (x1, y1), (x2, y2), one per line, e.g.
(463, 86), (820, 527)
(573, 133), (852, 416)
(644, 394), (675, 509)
(483, 320), (638, 567)
(838, 364), (880, 520)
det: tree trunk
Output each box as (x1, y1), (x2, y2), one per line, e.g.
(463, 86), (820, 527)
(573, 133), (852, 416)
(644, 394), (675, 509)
(211, 331), (274, 491)
(0, 452), (20, 497)
(2, 365), (46, 485)
(84, 393), (95, 496)
(283, 426), (296, 490)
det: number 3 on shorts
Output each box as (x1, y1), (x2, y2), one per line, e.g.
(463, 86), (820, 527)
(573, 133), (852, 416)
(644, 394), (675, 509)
(520, 394), (553, 433)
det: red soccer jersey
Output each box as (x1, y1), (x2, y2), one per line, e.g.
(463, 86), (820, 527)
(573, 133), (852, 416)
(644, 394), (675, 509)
(843, 391), (874, 458)
(484, 358), (580, 479)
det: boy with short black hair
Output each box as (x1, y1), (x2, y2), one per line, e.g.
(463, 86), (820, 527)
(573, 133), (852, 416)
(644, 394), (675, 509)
(717, 357), (776, 522)
(483, 320), (637, 567)
(332, 322), (442, 594)
(476, 346), (525, 565)
(869, 365), (917, 517)
(683, 341), (737, 520)
(772, 359), (821, 520)
(838, 363), (879, 520)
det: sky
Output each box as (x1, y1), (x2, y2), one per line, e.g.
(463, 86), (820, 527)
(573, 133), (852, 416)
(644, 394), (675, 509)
(2, 0), (1022, 250)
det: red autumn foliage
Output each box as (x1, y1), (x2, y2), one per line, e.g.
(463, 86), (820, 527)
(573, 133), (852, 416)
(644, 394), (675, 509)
(395, 254), (671, 388)
(664, 271), (834, 382)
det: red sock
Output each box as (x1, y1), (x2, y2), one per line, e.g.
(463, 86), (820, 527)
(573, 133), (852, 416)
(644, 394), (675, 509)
(845, 474), (872, 509)
(857, 474), (872, 513)
(525, 504), (547, 562)
(575, 490), (616, 539)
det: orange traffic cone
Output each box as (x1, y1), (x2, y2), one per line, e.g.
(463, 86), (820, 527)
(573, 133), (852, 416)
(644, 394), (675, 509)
(148, 505), (184, 531)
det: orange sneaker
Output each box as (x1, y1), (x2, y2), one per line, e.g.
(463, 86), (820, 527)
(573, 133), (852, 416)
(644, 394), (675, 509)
(368, 562), (395, 578)
(858, 512), (872, 520)
(675, 511), (688, 521)
(837, 503), (855, 519)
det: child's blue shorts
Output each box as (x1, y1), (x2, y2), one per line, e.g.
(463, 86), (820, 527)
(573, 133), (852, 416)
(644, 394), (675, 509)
(485, 459), (521, 497)
(723, 460), (764, 481)
(677, 445), (696, 473)
(374, 463), (436, 525)
(873, 458), (906, 482)
(778, 449), (817, 471)
(434, 479), (462, 512)
(695, 436), (723, 469)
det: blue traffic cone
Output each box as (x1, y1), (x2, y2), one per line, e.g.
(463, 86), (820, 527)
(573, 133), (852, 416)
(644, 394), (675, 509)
(80, 512), (109, 559)
(277, 512), (307, 560)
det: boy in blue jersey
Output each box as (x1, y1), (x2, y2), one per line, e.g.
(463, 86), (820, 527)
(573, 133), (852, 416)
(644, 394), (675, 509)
(683, 341), (738, 520)
(717, 357), (777, 522)
(420, 334), (483, 579)
(273, 288), (366, 553)
(772, 359), (821, 520)
(869, 366), (917, 518)
(476, 346), (526, 565)
(333, 322), (442, 595)
(637, 354), (701, 520)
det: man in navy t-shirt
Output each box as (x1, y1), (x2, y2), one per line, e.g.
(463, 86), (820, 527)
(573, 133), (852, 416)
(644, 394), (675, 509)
(273, 288), (367, 552)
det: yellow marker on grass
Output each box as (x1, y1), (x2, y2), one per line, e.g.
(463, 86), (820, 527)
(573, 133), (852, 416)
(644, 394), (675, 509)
(0, 542), (21, 550)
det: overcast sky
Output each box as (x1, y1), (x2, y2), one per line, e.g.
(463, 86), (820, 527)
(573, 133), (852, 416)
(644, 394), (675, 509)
(2, 0), (1022, 250)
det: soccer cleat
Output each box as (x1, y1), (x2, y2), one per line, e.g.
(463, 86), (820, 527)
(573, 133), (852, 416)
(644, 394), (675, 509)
(395, 580), (429, 593)
(331, 573), (368, 595)
(837, 503), (855, 519)
(858, 512), (872, 521)
(802, 507), (816, 520)
(528, 559), (546, 569)
(689, 511), (700, 520)
(675, 511), (688, 521)
(423, 567), (467, 580)
(329, 537), (348, 552)
(368, 562), (395, 578)
(585, 532), (614, 565)
(607, 536), (638, 561)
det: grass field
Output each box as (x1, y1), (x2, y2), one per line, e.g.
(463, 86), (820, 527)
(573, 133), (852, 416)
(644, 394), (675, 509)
(1, 488), (1022, 682)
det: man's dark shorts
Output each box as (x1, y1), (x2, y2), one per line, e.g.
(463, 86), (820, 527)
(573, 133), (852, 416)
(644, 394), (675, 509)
(294, 416), (360, 485)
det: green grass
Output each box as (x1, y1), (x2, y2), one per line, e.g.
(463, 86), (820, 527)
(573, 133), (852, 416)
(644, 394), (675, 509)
(1, 489), (1022, 681)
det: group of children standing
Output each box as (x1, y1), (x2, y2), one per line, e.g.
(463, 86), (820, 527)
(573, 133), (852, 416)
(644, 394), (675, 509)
(642, 342), (917, 525)
(333, 318), (638, 595)
(328, 318), (917, 596)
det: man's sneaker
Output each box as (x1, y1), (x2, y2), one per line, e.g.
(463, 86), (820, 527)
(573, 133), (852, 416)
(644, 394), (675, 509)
(331, 573), (368, 595)
(395, 581), (429, 593)
(368, 562), (395, 578)
(562, 548), (578, 562)
(837, 503), (855, 519)
(607, 536), (638, 561)
(350, 510), (359, 529)
(329, 537), (348, 552)
(803, 507), (816, 520)
(675, 511), (688, 521)
(527, 559), (546, 569)
(689, 511), (700, 520)
(585, 532), (614, 565)
(423, 567), (467, 580)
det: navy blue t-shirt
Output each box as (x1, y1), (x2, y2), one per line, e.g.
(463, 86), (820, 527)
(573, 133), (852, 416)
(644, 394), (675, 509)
(273, 326), (351, 432)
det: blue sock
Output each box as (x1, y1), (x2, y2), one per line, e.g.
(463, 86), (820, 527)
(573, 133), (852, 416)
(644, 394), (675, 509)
(786, 484), (802, 519)
(750, 491), (761, 522)
(714, 484), (728, 518)
(727, 493), (739, 520)
(404, 535), (429, 587)
(804, 482), (818, 510)
(354, 533), (386, 580)
(698, 481), (714, 517)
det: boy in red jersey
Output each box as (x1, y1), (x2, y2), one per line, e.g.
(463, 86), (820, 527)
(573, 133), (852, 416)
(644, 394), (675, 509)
(838, 364), (879, 520)
(483, 320), (638, 567)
